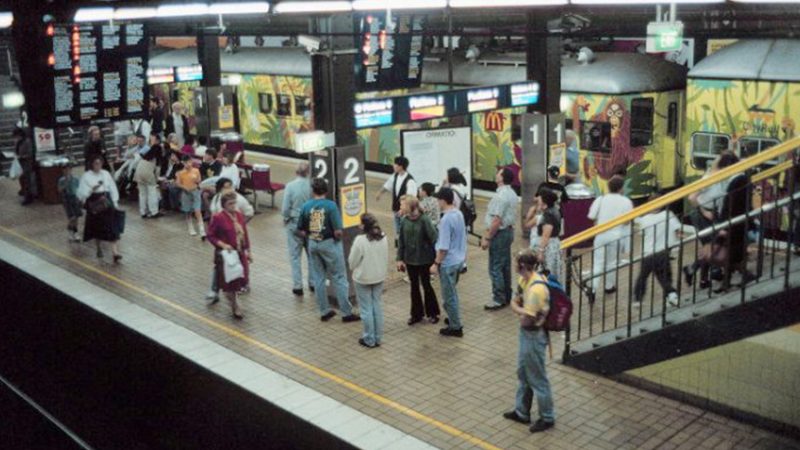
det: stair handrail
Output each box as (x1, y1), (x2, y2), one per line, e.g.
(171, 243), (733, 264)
(561, 135), (800, 251)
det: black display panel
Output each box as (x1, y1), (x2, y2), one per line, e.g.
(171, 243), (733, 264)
(50, 23), (148, 127)
(355, 13), (424, 92)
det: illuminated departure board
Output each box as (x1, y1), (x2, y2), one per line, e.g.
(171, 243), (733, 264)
(356, 13), (425, 92)
(50, 23), (148, 126)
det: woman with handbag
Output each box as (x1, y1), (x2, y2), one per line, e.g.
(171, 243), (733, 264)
(77, 156), (122, 263)
(207, 192), (251, 320)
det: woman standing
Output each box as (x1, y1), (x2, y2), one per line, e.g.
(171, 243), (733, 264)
(83, 126), (109, 171)
(397, 195), (440, 325)
(442, 167), (468, 209)
(207, 192), (251, 320)
(77, 156), (122, 262)
(526, 189), (562, 282)
(348, 213), (388, 348)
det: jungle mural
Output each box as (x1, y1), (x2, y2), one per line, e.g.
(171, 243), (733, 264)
(150, 81), (201, 134)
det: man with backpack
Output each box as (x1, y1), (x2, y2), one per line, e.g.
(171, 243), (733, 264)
(376, 156), (417, 246)
(483, 168), (519, 311)
(504, 250), (556, 433)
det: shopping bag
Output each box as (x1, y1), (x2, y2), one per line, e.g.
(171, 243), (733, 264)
(221, 249), (244, 283)
(8, 158), (22, 180)
(113, 209), (126, 235)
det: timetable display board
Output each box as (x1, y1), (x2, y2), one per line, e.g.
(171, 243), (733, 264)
(51, 23), (148, 126)
(355, 13), (425, 92)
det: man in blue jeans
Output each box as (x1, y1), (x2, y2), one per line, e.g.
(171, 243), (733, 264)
(298, 178), (360, 323)
(504, 250), (555, 433)
(430, 187), (467, 337)
(282, 162), (316, 296)
(483, 168), (519, 311)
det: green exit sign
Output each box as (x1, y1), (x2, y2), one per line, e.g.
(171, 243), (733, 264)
(646, 21), (684, 53)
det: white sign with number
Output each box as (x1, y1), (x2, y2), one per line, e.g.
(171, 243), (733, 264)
(34, 127), (56, 152)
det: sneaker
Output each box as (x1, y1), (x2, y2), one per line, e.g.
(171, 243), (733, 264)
(439, 327), (463, 337)
(189, 229), (198, 236)
(666, 292), (679, 307)
(529, 419), (554, 433)
(503, 411), (531, 425)
(484, 302), (507, 311)
(321, 311), (336, 322)
(292, 289), (303, 296)
(342, 314), (361, 323)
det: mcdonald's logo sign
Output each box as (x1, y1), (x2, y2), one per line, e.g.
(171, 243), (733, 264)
(483, 112), (506, 132)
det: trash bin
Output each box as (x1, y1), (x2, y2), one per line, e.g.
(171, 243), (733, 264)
(37, 157), (72, 205)
(562, 183), (596, 249)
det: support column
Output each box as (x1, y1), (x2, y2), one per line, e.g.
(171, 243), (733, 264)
(197, 31), (221, 88)
(526, 13), (561, 115)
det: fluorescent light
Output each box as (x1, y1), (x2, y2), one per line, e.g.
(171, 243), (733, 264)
(353, 0), (446, 9)
(0, 12), (12, 28)
(114, 7), (158, 20)
(273, 1), (352, 13)
(209, 2), (270, 14)
(74, 7), (114, 22)
(156, 3), (210, 18)
(2, 91), (25, 109)
(732, 0), (800, 2)
(571, 0), (720, 3)
(450, 0), (566, 6)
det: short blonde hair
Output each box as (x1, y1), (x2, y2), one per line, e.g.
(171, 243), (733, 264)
(403, 195), (419, 213)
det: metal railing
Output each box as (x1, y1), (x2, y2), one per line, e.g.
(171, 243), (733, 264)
(561, 136), (800, 360)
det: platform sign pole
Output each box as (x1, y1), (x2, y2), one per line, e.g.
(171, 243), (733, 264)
(521, 113), (548, 234)
(547, 113), (567, 177)
(335, 144), (367, 301)
(309, 149), (335, 201)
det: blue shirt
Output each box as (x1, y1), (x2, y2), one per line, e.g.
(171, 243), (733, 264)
(281, 176), (311, 225)
(566, 142), (580, 175)
(137, 144), (150, 156)
(299, 198), (342, 241)
(436, 208), (467, 267)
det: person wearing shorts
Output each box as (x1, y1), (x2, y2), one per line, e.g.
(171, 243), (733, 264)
(176, 154), (205, 238)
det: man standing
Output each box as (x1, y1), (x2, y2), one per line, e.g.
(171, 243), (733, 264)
(431, 187), (467, 337)
(587, 175), (633, 303)
(504, 250), (556, 434)
(166, 102), (190, 147)
(150, 97), (165, 137)
(376, 156), (416, 245)
(282, 162), (316, 296)
(298, 178), (360, 323)
(14, 127), (35, 205)
(483, 168), (519, 311)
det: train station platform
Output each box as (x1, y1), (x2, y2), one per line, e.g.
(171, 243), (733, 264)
(1, 154), (798, 450)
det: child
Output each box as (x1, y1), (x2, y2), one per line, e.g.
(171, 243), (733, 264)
(176, 155), (205, 238)
(633, 196), (694, 307)
(418, 182), (440, 226)
(57, 165), (82, 242)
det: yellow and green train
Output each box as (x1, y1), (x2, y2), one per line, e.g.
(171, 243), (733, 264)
(147, 38), (800, 198)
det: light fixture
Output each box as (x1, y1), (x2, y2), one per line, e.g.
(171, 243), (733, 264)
(731, 0), (800, 2)
(353, 0), (446, 9)
(2, 91), (25, 109)
(571, 0), (721, 4)
(74, 7), (115, 22)
(0, 12), (12, 28)
(273, 1), (352, 13)
(156, 3), (210, 18)
(450, 0), (566, 6)
(209, 2), (270, 14)
(114, 7), (158, 20)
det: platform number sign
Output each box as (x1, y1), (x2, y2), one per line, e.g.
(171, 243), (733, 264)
(310, 150), (335, 200)
(335, 145), (367, 229)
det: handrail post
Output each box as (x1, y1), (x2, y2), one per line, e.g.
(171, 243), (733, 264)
(563, 248), (573, 361)
(626, 222), (635, 338)
(786, 160), (797, 290)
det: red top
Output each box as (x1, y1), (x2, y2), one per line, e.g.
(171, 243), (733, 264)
(207, 210), (250, 253)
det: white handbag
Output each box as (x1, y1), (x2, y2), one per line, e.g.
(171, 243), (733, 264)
(221, 249), (244, 283)
(9, 157), (22, 180)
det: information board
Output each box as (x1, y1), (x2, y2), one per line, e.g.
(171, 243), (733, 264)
(51, 23), (148, 126)
(355, 13), (425, 92)
(401, 127), (472, 198)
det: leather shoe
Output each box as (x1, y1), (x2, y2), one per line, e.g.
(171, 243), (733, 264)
(407, 317), (422, 326)
(503, 411), (530, 425)
(529, 419), (554, 433)
(292, 289), (303, 296)
(439, 327), (463, 337)
(342, 314), (361, 323)
(321, 311), (336, 322)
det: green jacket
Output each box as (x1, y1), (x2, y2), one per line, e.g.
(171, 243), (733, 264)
(397, 214), (438, 266)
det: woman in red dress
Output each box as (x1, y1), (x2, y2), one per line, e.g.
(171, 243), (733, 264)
(207, 192), (251, 319)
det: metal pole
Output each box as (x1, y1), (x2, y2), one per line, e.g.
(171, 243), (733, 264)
(447, 8), (454, 90)
(563, 248), (573, 361)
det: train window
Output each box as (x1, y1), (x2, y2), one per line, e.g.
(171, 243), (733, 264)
(277, 94), (292, 117)
(737, 137), (781, 165)
(630, 97), (654, 147)
(258, 93), (273, 114)
(294, 96), (311, 118)
(579, 120), (611, 153)
(691, 132), (731, 170)
(667, 102), (678, 138)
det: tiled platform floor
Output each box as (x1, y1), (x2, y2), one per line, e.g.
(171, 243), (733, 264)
(1, 154), (798, 450)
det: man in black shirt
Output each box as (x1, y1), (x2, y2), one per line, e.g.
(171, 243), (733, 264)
(200, 148), (222, 180)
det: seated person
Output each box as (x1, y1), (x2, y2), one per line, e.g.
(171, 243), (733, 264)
(210, 177), (254, 218)
(180, 135), (197, 157)
(200, 148), (222, 180)
(159, 151), (184, 211)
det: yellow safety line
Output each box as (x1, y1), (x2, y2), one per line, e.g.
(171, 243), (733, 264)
(562, 136), (800, 250)
(0, 225), (501, 450)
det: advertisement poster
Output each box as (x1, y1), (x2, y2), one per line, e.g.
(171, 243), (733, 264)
(218, 105), (234, 129)
(340, 183), (366, 228)
(34, 127), (57, 152)
(549, 142), (566, 176)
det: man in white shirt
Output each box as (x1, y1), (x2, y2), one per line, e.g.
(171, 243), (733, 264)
(219, 153), (241, 190)
(587, 176), (633, 303)
(376, 156), (417, 245)
(634, 199), (692, 307)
